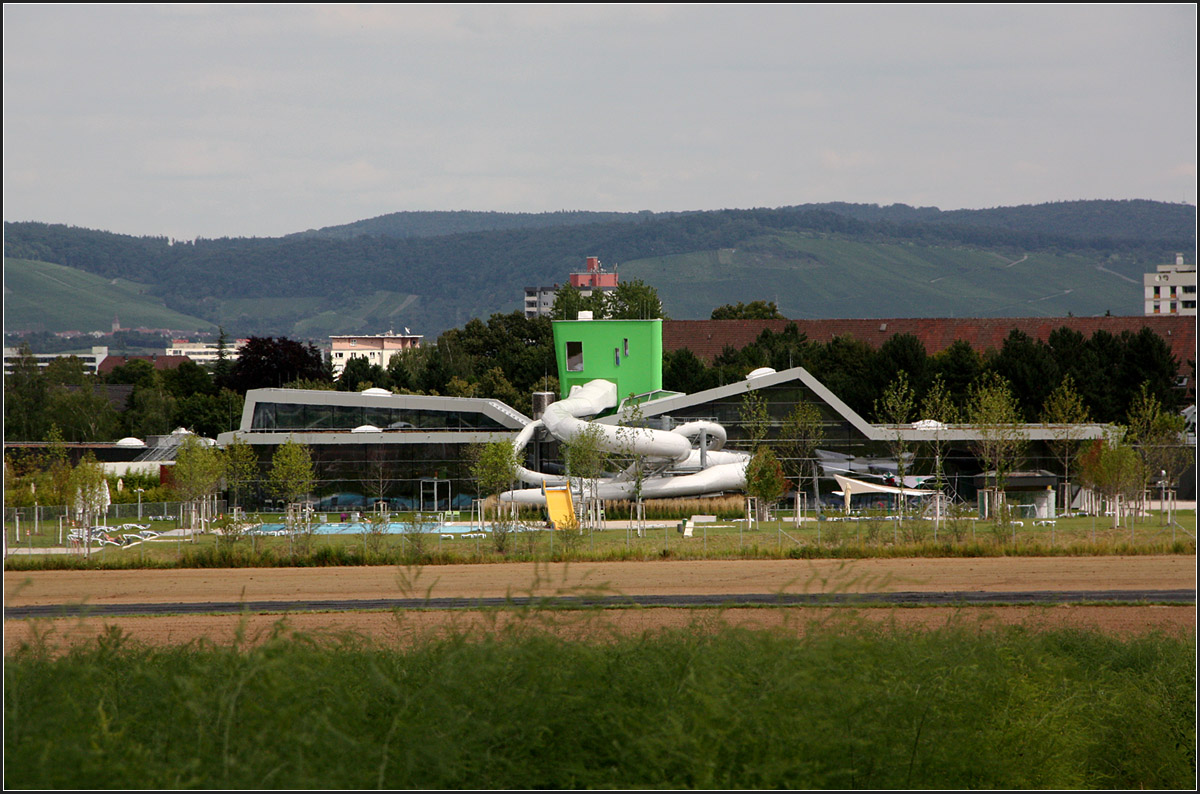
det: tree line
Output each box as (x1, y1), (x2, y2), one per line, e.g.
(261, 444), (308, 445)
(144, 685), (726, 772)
(667, 321), (1188, 423)
(4, 306), (1186, 450)
(5, 199), (1192, 339)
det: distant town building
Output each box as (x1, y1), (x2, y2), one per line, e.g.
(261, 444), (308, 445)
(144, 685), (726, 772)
(3, 345), (111, 376)
(329, 330), (423, 377)
(165, 337), (248, 365)
(1144, 254), (1197, 316)
(524, 256), (619, 318)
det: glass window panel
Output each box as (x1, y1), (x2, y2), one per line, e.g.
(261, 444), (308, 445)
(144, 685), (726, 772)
(334, 405), (363, 429)
(566, 341), (584, 371)
(251, 402), (276, 430)
(275, 403), (304, 430)
(304, 405), (334, 429)
(364, 406), (392, 428)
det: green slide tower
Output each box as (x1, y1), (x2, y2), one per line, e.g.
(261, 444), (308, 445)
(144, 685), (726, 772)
(551, 317), (668, 405)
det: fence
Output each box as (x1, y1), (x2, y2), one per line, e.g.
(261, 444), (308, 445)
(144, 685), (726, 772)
(5, 501), (227, 526)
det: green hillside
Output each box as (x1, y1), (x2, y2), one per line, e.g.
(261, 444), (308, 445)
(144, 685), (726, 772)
(3, 200), (1190, 339)
(3, 258), (215, 333)
(624, 236), (1141, 319)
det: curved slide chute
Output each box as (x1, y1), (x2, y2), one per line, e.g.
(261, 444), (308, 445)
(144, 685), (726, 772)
(502, 379), (748, 506)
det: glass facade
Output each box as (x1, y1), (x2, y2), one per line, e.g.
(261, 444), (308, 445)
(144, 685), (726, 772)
(250, 402), (511, 433)
(312, 442), (479, 510)
(649, 383), (868, 456)
(230, 376), (1097, 512)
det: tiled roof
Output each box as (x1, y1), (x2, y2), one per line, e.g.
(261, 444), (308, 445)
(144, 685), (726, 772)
(664, 316), (1196, 373)
(97, 354), (193, 373)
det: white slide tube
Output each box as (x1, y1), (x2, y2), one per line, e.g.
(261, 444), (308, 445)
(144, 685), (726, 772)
(542, 380), (692, 462)
(502, 379), (748, 504)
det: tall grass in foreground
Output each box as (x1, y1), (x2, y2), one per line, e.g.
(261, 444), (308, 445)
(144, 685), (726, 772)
(5, 620), (1194, 789)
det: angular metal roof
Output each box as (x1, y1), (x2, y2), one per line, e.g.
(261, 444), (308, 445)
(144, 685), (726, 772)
(598, 366), (1110, 444)
(216, 387), (530, 447)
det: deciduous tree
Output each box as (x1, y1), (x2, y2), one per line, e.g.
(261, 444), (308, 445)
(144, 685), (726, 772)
(223, 436), (260, 510)
(603, 279), (667, 320)
(470, 440), (519, 552)
(173, 436), (225, 530)
(227, 336), (329, 393)
(1126, 382), (1193, 516)
(710, 300), (784, 320)
(967, 373), (1026, 523)
(745, 445), (788, 522)
(562, 423), (607, 530)
(1076, 430), (1145, 529)
(268, 439), (314, 507)
(1040, 374), (1091, 514)
(780, 400), (825, 513)
(874, 371), (916, 512)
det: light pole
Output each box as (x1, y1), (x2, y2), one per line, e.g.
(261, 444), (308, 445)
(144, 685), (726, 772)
(135, 488), (145, 520)
(912, 420), (947, 541)
(1160, 470), (1167, 526)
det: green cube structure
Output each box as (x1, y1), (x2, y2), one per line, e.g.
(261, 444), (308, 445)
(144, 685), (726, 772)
(552, 318), (664, 404)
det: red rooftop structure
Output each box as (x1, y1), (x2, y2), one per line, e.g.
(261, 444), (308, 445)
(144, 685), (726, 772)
(569, 256), (619, 290)
(664, 315), (1195, 390)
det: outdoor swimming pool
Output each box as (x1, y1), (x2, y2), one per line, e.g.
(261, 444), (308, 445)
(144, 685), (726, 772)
(253, 522), (483, 535)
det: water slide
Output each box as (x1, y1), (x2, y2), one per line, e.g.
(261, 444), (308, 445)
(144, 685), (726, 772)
(541, 484), (576, 530)
(501, 379), (749, 506)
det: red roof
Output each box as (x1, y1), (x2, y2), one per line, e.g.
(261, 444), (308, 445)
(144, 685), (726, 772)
(664, 316), (1195, 373)
(97, 354), (193, 374)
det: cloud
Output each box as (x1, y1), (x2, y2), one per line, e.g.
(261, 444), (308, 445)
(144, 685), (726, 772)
(142, 139), (254, 180)
(820, 150), (878, 172)
(3, 4), (1194, 237)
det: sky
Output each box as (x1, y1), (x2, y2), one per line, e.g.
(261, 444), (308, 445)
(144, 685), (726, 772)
(3, 4), (1196, 241)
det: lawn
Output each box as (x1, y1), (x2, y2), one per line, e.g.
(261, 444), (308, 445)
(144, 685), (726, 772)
(5, 509), (1195, 569)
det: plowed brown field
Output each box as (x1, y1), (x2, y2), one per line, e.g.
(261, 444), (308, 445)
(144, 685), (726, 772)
(5, 556), (1195, 653)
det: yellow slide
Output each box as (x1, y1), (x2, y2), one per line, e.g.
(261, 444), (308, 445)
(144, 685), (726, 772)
(542, 483), (577, 530)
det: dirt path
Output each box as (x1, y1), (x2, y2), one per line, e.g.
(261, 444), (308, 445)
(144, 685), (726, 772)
(5, 556), (1194, 653)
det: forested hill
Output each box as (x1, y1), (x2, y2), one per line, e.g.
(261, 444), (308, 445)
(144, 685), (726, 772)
(288, 209), (677, 240)
(292, 200), (1194, 243)
(4, 199), (1195, 339)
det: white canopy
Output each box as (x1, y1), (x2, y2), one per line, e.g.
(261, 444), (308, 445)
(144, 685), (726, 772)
(833, 473), (936, 497)
(832, 474), (936, 512)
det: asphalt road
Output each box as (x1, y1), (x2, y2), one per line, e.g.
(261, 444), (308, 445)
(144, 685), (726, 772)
(6, 588), (1194, 620)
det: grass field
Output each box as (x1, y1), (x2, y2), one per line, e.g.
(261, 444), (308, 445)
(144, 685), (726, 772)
(5, 510), (1195, 569)
(4, 614), (1194, 788)
(7, 510), (1194, 788)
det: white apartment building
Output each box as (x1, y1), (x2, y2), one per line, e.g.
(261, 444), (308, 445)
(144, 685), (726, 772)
(524, 285), (560, 318)
(1144, 255), (1197, 316)
(3, 345), (110, 375)
(165, 338), (248, 365)
(330, 331), (423, 377)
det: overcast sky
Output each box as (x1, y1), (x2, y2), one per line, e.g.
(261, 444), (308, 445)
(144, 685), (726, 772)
(3, 4), (1195, 240)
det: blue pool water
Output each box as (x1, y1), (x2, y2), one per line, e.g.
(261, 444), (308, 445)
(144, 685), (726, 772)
(254, 522), (483, 535)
